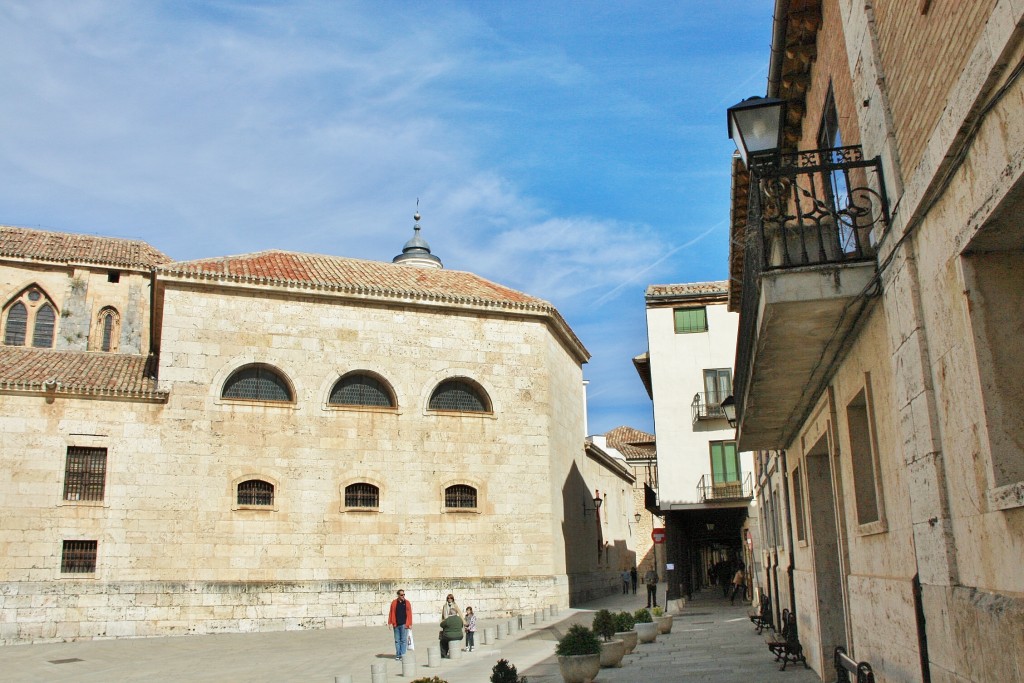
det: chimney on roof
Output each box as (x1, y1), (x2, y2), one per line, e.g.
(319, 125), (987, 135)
(392, 209), (442, 269)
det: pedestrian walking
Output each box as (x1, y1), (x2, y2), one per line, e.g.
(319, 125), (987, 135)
(462, 606), (476, 652)
(730, 564), (748, 604)
(621, 569), (630, 594)
(644, 567), (659, 608)
(387, 589), (413, 661)
(630, 566), (638, 594)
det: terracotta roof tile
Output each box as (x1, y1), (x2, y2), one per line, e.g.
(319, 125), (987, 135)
(0, 225), (171, 269)
(646, 281), (729, 298)
(0, 347), (166, 400)
(605, 425), (656, 460)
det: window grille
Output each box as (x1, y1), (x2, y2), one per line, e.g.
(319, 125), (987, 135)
(63, 447), (107, 502)
(345, 482), (380, 508)
(429, 380), (489, 412)
(222, 365), (292, 402)
(237, 479), (274, 506)
(4, 302), (27, 346)
(445, 484), (477, 509)
(330, 374), (394, 407)
(32, 303), (55, 348)
(61, 540), (97, 573)
(101, 312), (114, 351)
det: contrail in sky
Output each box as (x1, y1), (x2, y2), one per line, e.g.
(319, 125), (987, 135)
(593, 220), (726, 307)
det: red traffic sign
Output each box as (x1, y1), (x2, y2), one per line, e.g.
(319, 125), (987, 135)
(651, 528), (666, 544)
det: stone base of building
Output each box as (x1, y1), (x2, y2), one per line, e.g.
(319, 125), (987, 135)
(0, 575), (569, 644)
(567, 570), (621, 606)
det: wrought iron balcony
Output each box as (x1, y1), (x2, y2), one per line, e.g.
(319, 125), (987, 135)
(697, 473), (754, 502)
(691, 392), (729, 423)
(732, 145), (889, 451)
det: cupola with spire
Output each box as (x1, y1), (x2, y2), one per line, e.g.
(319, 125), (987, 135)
(392, 210), (443, 269)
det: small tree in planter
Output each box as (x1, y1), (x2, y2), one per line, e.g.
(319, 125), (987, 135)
(591, 609), (616, 641)
(612, 611), (638, 654)
(411, 678), (449, 683)
(633, 608), (653, 624)
(491, 658), (528, 683)
(555, 624), (601, 683)
(651, 606), (664, 617)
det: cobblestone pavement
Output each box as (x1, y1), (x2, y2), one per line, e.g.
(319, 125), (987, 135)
(0, 588), (824, 682)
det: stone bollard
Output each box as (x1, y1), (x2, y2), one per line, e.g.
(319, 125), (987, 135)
(536, 609), (546, 623)
(449, 643), (462, 660)
(480, 627), (489, 645)
(370, 661), (388, 683)
(530, 611), (537, 625)
(335, 676), (354, 683)
(426, 645), (441, 668)
(513, 616), (523, 632)
(401, 652), (417, 678)
(494, 624), (505, 640)
(549, 604), (557, 617)
(503, 620), (511, 636)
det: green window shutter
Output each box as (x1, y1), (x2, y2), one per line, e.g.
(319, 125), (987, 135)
(724, 442), (739, 481)
(711, 442), (726, 483)
(673, 307), (707, 334)
(710, 441), (741, 484)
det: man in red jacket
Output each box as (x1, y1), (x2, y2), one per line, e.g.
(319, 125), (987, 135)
(387, 589), (413, 661)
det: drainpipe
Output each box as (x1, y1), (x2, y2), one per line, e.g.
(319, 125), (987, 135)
(767, 0), (791, 99)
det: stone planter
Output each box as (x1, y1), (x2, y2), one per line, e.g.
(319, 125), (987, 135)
(635, 621), (658, 644)
(599, 639), (625, 668)
(614, 630), (638, 654)
(656, 614), (673, 634)
(557, 653), (601, 683)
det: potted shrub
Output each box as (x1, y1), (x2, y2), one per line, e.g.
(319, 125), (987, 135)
(411, 678), (449, 683)
(491, 658), (528, 683)
(591, 609), (625, 668)
(555, 624), (601, 683)
(651, 605), (674, 634)
(612, 611), (638, 654)
(633, 608), (658, 644)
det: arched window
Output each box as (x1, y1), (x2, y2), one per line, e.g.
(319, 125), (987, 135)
(429, 379), (490, 413)
(97, 307), (120, 352)
(32, 304), (55, 348)
(237, 479), (274, 506)
(222, 364), (293, 402)
(329, 373), (395, 408)
(4, 302), (27, 346)
(344, 482), (380, 508)
(3, 286), (57, 348)
(445, 484), (478, 510)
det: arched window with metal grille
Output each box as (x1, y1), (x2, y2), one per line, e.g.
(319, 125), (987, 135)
(329, 373), (395, 408)
(97, 307), (120, 352)
(222, 364), (293, 402)
(32, 303), (55, 348)
(4, 301), (27, 346)
(4, 286), (58, 348)
(344, 482), (380, 508)
(237, 479), (274, 506)
(444, 484), (478, 510)
(429, 379), (490, 413)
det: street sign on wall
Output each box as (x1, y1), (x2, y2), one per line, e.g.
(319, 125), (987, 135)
(651, 528), (666, 544)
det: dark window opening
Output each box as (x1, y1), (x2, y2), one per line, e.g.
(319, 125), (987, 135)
(345, 482), (380, 508)
(61, 540), (97, 573)
(107, 271), (120, 283)
(330, 374), (394, 407)
(237, 479), (274, 506)
(222, 365), (293, 402)
(429, 380), (489, 412)
(445, 484), (478, 509)
(63, 447), (107, 502)
(4, 301), (27, 346)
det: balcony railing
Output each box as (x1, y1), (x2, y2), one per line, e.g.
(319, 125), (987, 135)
(691, 392), (728, 423)
(697, 472), (754, 502)
(733, 145), (889, 427)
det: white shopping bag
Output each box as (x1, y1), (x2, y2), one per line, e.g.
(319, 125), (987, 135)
(407, 630), (415, 650)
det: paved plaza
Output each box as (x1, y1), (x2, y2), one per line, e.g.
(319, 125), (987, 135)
(0, 589), (823, 682)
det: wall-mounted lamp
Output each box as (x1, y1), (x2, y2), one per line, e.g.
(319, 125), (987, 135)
(583, 490), (603, 517)
(727, 96), (786, 169)
(721, 395), (737, 429)
(634, 512), (642, 523)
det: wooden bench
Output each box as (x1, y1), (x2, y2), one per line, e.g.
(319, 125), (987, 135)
(749, 594), (773, 634)
(834, 646), (875, 683)
(765, 610), (808, 670)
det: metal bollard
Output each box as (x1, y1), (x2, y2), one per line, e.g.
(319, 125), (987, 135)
(335, 676), (354, 683)
(426, 645), (441, 667)
(370, 661), (388, 683)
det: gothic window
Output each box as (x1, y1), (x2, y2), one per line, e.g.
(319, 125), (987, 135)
(3, 286), (57, 348)
(222, 364), (293, 402)
(96, 307), (120, 352)
(429, 379), (490, 413)
(329, 373), (395, 408)
(237, 479), (274, 506)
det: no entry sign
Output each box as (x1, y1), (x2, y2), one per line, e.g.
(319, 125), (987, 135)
(651, 528), (666, 544)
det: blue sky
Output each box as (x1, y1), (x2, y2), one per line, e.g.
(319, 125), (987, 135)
(0, 1), (773, 435)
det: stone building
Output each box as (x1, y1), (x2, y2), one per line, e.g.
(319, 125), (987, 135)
(728, 1), (1023, 681)
(633, 282), (755, 602)
(0, 219), (634, 643)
